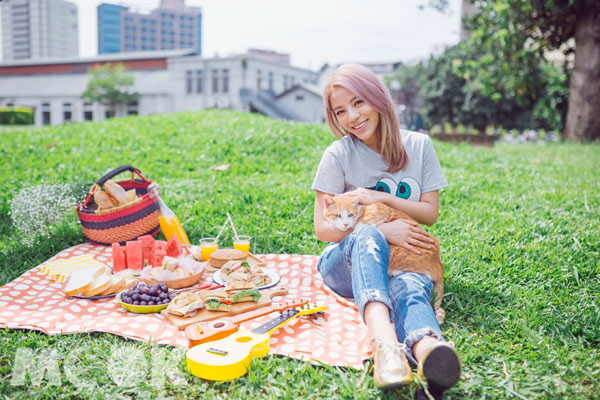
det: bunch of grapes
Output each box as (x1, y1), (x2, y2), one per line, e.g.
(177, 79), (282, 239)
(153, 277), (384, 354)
(120, 283), (173, 306)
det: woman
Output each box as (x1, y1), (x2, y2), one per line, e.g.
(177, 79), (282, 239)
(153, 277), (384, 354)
(312, 64), (460, 394)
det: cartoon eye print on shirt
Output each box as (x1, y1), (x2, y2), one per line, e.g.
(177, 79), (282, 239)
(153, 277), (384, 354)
(371, 177), (421, 201)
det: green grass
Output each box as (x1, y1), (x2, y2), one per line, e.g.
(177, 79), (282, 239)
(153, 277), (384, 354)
(1, 110), (599, 399)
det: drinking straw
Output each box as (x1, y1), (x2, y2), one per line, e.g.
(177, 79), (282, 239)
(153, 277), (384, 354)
(227, 212), (239, 241)
(215, 218), (229, 241)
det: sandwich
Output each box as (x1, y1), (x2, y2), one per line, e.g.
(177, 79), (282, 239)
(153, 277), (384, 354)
(166, 292), (204, 317)
(229, 289), (261, 303)
(208, 248), (246, 270)
(200, 289), (232, 312)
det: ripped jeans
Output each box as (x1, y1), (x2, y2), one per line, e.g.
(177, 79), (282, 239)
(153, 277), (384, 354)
(317, 226), (443, 364)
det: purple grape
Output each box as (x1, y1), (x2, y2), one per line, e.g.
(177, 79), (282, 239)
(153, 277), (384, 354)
(139, 301), (147, 305)
(133, 301), (140, 305)
(132, 294), (140, 301)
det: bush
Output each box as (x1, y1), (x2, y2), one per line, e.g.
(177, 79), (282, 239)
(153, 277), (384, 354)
(0, 107), (33, 125)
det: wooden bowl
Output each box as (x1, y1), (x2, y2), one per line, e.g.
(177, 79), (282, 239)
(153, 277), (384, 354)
(139, 270), (204, 289)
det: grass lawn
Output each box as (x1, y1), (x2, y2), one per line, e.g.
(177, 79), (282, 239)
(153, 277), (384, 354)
(0, 110), (598, 399)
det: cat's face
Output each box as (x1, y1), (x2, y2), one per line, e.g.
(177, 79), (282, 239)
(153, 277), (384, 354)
(323, 195), (363, 231)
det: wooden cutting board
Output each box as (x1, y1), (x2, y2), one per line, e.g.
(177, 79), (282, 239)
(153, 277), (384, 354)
(161, 286), (288, 330)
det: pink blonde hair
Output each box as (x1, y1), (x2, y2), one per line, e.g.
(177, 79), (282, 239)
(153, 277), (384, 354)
(324, 63), (408, 172)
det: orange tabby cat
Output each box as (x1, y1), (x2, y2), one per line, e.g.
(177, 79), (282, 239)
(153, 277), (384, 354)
(323, 194), (445, 323)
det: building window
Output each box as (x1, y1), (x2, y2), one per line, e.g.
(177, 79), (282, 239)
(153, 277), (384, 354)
(127, 101), (138, 116)
(63, 102), (72, 122)
(212, 69), (219, 93)
(284, 75), (289, 90)
(295, 94), (304, 101)
(222, 69), (229, 93)
(290, 76), (295, 87)
(42, 112), (51, 125)
(186, 70), (193, 94)
(195, 70), (203, 93)
(257, 69), (262, 90)
(268, 71), (273, 91)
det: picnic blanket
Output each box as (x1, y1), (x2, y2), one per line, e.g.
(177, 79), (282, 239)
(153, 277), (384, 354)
(0, 244), (372, 369)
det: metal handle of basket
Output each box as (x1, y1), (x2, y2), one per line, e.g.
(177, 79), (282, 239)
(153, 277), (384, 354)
(79, 165), (152, 209)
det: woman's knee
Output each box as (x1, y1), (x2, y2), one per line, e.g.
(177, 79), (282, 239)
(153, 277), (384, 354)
(354, 225), (388, 248)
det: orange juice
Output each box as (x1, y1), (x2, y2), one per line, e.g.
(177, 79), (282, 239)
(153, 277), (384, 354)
(159, 214), (190, 244)
(200, 238), (219, 261)
(233, 235), (251, 255)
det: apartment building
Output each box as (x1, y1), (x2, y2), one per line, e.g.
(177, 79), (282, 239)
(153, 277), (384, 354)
(0, 0), (79, 61)
(98, 0), (202, 56)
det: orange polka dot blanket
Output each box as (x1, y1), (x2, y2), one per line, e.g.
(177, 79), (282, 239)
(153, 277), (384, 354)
(0, 244), (372, 369)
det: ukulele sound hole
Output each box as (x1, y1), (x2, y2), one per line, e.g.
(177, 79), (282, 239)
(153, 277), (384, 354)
(214, 322), (225, 328)
(236, 336), (252, 343)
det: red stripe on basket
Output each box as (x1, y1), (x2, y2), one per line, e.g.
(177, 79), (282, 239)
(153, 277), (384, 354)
(79, 201), (159, 229)
(78, 196), (157, 222)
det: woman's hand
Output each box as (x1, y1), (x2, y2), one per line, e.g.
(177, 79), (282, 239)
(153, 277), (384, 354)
(345, 188), (386, 205)
(378, 219), (435, 255)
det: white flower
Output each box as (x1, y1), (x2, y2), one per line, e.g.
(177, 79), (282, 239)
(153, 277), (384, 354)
(9, 183), (86, 247)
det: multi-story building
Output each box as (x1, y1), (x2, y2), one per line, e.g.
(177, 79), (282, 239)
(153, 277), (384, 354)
(0, 0), (79, 61)
(98, 0), (202, 56)
(0, 49), (323, 126)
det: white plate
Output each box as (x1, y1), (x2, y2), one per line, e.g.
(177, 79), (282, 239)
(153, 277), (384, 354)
(212, 268), (280, 290)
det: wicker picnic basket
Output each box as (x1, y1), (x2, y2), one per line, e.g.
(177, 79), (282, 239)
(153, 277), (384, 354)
(77, 165), (160, 246)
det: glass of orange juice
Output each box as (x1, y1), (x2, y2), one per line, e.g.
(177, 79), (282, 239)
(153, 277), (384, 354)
(233, 235), (251, 255)
(199, 238), (219, 261)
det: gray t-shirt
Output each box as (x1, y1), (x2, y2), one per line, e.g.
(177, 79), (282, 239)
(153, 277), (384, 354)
(312, 130), (448, 200)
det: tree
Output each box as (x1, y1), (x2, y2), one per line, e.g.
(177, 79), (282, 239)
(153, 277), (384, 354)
(458, 0), (600, 141)
(82, 63), (138, 118)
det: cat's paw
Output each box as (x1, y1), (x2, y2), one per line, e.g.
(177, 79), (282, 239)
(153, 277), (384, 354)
(435, 307), (446, 325)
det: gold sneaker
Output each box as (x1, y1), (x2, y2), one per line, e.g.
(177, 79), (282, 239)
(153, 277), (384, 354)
(417, 341), (461, 393)
(372, 338), (412, 389)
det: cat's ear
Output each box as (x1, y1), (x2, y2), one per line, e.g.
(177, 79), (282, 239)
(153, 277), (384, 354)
(323, 194), (334, 208)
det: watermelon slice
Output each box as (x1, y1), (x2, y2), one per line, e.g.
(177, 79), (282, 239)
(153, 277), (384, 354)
(138, 235), (155, 265)
(111, 243), (127, 272)
(151, 241), (166, 267)
(126, 240), (143, 271)
(165, 235), (182, 258)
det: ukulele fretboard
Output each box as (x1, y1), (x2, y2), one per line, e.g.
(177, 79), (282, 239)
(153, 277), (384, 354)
(252, 309), (300, 334)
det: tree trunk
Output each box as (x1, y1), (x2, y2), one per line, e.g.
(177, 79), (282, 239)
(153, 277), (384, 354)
(563, 11), (600, 141)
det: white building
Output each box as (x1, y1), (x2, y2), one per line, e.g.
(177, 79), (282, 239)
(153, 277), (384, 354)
(1, 0), (79, 61)
(0, 49), (325, 125)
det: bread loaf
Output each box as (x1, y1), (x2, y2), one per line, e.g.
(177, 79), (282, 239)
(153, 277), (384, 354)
(105, 180), (128, 205)
(94, 190), (118, 209)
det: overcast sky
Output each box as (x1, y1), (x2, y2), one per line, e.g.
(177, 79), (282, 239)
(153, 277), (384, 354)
(1, 0), (463, 69)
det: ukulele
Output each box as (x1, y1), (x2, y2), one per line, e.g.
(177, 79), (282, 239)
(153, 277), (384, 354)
(186, 303), (326, 381)
(185, 299), (309, 347)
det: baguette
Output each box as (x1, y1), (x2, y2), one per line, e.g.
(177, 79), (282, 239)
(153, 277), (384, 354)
(63, 264), (109, 296)
(94, 190), (118, 209)
(104, 180), (128, 205)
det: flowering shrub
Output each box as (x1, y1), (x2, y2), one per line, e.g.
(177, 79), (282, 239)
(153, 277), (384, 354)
(9, 183), (87, 247)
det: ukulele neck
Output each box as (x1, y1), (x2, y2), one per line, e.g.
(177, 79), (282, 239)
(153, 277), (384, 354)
(251, 309), (300, 335)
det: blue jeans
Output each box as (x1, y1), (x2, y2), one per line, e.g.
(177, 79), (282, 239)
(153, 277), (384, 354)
(317, 226), (443, 364)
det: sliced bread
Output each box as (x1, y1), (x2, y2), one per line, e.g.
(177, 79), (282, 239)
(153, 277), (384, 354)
(63, 263), (109, 297)
(83, 274), (112, 297)
(95, 275), (124, 296)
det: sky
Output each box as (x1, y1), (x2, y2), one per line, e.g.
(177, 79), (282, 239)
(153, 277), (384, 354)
(1, 0), (463, 69)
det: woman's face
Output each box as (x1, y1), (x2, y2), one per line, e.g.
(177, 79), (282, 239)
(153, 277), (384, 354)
(330, 86), (380, 150)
